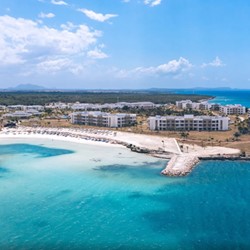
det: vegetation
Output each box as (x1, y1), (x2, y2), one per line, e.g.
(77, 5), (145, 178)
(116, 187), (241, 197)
(236, 118), (250, 135)
(106, 106), (208, 116)
(0, 91), (211, 105)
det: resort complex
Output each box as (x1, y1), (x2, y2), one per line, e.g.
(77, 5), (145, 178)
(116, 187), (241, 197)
(176, 100), (246, 114)
(148, 115), (230, 131)
(0, 100), (249, 133)
(71, 111), (137, 128)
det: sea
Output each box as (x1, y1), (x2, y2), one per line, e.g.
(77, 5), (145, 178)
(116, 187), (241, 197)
(174, 89), (250, 107)
(0, 138), (250, 250)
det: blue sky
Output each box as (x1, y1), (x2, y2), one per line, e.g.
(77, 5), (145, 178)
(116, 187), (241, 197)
(0, 0), (250, 89)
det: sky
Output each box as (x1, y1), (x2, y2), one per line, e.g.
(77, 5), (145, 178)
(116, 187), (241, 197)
(0, 0), (250, 89)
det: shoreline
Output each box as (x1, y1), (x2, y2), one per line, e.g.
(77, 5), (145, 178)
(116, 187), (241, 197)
(0, 126), (180, 155)
(0, 126), (242, 176)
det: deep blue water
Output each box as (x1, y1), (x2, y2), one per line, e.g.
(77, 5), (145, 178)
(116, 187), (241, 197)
(174, 89), (250, 107)
(0, 142), (250, 249)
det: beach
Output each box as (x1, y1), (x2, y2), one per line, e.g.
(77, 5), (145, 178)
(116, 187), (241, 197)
(0, 126), (241, 176)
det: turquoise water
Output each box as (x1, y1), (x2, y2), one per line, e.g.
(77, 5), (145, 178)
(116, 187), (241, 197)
(0, 139), (250, 249)
(175, 89), (250, 107)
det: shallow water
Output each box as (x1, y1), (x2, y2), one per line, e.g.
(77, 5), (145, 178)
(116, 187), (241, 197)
(0, 139), (249, 249)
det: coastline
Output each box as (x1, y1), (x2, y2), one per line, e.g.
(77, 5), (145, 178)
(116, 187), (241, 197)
(0, 126), (181, 155)
(0, 126), (242, 176)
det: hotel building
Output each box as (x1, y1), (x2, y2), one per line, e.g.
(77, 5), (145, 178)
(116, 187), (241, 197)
(219, 104), (246, 115)
(176, 100), (212, 110)
(148, 115), (229, 131)
(71, 111), (136, 128)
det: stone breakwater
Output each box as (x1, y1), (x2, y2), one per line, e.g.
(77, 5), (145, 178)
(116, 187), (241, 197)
(162, 154), (249, 177)
(161, 155), (200, 177)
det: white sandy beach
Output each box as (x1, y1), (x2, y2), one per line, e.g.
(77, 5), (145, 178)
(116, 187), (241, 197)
(0, 126), (180, 154)
(0, 126), (241, 176)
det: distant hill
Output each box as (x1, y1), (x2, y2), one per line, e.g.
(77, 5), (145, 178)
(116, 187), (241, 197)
(7, 84), (46, 91)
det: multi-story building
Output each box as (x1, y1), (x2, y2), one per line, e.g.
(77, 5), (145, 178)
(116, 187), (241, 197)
(3, 111), (32, 119)
(0, 105), (7, 111)
(71, 111), (137, 128)
(176, 100), (212, 110)
(176, 100), (193, 109)
(7, 105), (25, 111)
(148, 115), (229, 131)
(220, 104), (246, 115)
(25, 105), (44, 111)
(45, 102), (72, 109)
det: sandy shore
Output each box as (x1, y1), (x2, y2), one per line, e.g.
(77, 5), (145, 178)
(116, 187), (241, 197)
(0, 126), (241, 177)
(0, 126), (180, 154)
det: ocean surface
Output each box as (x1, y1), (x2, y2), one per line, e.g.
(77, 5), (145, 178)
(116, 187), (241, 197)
(174, 89), (250, 107)
(0, 138), (250, 250)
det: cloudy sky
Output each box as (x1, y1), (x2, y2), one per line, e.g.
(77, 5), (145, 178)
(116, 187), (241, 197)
(0, 0), (250, 89)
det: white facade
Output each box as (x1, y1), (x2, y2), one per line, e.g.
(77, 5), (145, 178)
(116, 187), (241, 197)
(71, 101), (156, 111)
(220, 104), (246, 115)
(3, 111), (32, 119)
(45, 102), (72, 109)
(176, 100), (212, 110)
(176, 100), (193, 109)
(0, 105), (6, 111)
(25, 105), (44, 111)
(148, 115), (229, 131)
(7, 105), (25, 111)
(71, 111), (136, 128)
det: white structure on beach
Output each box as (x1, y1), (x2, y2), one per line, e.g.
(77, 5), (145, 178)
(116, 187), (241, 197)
(219, 104), (246, 115)
(71, 111), (137, 128)
(148, 115), (230, 131)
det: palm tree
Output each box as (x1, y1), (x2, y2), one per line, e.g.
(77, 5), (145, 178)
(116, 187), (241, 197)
(180, 132), (189, 140)
(233, 132), (241, 141)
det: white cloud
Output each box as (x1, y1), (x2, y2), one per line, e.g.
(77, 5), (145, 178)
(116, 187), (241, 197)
(87, 48), (108, 59)
(60, 22), (77, 31)
(78, 8), (118, 22)
(0, 15), (107, 74)
(201, 56), (225, 68)
(134, 57), (192, 75)
(116, 57), (192, 78)
(39, 12), (55, 18)
(51, 0), (68, 6)
(144, 0), (162, 7)
(37, 58), (71, 72)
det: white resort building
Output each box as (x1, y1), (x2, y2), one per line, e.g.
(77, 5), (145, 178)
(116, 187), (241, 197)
(176, 100), (212, 110)
(3, 111), (32, 119)
(219, 104), (246, 115)
(148, 115), (230, 131)
(71, 111), (137, 128)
